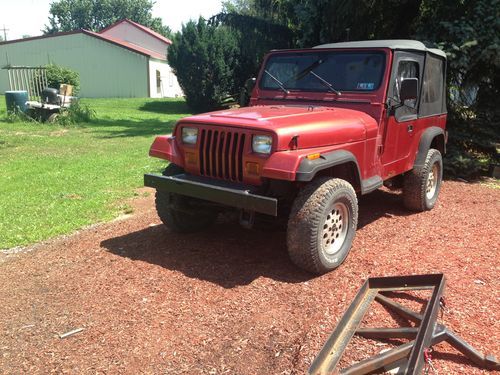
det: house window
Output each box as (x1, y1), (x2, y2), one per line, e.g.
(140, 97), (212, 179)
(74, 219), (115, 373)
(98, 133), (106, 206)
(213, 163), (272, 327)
(156, 70), (161, 94)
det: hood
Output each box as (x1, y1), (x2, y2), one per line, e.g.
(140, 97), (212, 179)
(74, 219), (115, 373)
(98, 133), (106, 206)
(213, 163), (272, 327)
(180, 105), (377, 150)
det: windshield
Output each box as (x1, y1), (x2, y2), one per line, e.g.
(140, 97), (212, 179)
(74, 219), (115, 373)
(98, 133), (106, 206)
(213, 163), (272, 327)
(260, 51), (386, 93)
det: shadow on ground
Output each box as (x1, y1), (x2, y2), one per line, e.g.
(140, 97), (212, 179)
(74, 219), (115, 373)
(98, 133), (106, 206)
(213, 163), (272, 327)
(89, 118), (176, 138)
(102, 188), (415, 288)
(357, 188), (412, 229)
(101, 220), (313, 288)
(138, 100), (190, 115)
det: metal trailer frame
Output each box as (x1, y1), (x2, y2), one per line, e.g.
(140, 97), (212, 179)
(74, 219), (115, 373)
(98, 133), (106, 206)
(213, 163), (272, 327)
(308, 274), (499, 375)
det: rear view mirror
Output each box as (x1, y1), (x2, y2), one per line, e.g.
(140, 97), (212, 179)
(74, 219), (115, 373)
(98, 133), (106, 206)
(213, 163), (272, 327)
(400, 78), (418, 103)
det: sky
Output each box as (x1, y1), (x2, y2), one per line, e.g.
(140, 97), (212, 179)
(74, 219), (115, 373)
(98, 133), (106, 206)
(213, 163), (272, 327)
(0, 0), (223, 41)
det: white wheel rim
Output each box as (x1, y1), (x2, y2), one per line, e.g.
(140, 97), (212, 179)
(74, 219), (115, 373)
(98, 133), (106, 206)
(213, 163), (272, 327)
(322, 202), (349, 255)
(426, 163), (439, 200)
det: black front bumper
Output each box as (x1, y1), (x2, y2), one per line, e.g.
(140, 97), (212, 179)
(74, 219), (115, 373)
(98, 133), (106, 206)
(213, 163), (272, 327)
(144, 173), (278, 216)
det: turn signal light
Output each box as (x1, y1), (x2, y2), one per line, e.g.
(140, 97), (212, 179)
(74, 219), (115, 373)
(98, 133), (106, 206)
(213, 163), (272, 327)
(306, 153), (321, 160)
(185, 152), (197, 165)
(245, 162), (260, 175)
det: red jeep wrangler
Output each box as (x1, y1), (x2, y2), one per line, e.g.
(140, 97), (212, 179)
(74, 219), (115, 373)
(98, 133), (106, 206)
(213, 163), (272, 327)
(145, 40), (447, 274)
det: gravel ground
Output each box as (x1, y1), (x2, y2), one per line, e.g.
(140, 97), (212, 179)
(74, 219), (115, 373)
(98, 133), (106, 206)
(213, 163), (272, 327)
(0, 181), (498, 374)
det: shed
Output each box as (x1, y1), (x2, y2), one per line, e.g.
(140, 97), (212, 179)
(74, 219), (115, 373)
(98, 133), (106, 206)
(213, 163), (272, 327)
(0, 19), (183, 98)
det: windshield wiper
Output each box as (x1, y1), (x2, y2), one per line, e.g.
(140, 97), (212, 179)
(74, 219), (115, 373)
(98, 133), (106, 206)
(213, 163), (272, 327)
(264, 70), (289, 94)
(308, 70), (342, 95)
(293, 58), (342, 95)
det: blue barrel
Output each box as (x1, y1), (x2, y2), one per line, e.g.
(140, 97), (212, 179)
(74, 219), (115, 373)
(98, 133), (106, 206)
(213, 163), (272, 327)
(5, 90), (29, 113)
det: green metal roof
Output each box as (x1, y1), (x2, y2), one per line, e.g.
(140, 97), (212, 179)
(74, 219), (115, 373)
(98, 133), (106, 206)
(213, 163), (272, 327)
(314, 39), (446, 59)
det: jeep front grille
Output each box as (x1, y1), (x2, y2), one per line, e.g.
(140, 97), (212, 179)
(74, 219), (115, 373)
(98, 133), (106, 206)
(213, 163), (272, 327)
(199, 129), (246, 182)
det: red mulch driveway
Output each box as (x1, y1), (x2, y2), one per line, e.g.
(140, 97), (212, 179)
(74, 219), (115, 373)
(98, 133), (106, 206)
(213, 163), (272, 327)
(0, 181), (498, 374)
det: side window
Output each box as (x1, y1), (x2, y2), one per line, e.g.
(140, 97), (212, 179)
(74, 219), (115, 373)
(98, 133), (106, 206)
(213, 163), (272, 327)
(420, 55), (445, 116)
(393, 61), (419, 111)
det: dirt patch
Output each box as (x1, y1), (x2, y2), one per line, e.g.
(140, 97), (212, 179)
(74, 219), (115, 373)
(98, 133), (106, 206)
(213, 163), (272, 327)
(0, 181), (498, 374)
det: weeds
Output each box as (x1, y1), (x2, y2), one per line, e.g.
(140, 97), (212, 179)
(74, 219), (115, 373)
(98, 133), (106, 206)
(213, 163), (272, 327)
(56, 100), (96, 126)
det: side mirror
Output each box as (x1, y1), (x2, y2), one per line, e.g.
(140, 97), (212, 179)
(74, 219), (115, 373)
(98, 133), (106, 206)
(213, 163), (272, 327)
(239, 77), (256, 107)
(245, 77), (256, 93)
(400, 78), (418, 103)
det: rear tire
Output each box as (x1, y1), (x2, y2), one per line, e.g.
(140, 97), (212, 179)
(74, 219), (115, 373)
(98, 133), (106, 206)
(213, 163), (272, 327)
(155, 164), (218, 233)
(287, 178), (358, 274)
(403, 149), (443, 211)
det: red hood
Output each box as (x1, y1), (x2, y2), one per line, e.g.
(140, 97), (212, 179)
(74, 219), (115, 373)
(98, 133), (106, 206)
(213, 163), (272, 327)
(179, 105), (378, 150)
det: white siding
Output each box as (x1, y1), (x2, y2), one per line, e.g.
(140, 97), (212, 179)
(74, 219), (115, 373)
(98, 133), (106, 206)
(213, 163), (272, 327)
(148, 59), (183, 98)
(101, 22), (167, 59)
(0, 33), (149, 98)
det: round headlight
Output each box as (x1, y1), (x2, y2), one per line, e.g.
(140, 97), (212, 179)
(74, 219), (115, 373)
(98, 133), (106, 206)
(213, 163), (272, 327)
(252, 135), (272, 154)
(181, 127), (198, 144)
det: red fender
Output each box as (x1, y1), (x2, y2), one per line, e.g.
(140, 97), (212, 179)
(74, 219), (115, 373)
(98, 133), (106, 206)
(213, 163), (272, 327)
(149, 135), (184, 167)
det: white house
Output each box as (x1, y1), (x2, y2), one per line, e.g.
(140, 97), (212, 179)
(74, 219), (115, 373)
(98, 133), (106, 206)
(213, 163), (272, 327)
(0, 19), (183, 98)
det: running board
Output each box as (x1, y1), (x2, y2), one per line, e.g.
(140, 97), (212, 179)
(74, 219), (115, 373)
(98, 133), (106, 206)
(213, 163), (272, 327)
(361, 175), (383, 194)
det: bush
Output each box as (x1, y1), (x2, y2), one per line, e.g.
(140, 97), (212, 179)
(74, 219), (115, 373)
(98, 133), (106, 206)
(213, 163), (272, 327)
(167, 18), (240, 113)
(55, 100), (95, 126)
(45, 64), (80, 94)
(418, 0), (500, 178)
(444, 103), (499, 178)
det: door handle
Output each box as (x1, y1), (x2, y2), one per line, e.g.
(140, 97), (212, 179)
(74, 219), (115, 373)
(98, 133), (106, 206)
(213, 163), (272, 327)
(407, 124), (414, 133)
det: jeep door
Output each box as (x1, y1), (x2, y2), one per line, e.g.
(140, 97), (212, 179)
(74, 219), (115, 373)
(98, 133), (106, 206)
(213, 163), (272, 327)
(381, 51), (425, 176)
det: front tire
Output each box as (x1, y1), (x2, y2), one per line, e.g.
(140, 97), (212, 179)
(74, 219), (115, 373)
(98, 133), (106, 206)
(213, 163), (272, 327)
(403, 149), (443, 211)
(287, 178), (358, 274)
(155, 164), (218, 233)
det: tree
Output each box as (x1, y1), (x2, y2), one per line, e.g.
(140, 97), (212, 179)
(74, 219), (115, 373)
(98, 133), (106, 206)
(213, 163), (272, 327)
(222, 0), (499, 177)
(44, 0), (171, 38)
(209, 12), (294, 86)
(171, 0), (497, 175)
(222, 0), (296, 26)
(168, 18), (240, 112)
(416, 0), (500, 176)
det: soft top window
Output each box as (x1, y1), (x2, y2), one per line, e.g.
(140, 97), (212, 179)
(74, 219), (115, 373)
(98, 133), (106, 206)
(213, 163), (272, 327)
(419, 54), (446, 116)
(260, 51), (386, 93)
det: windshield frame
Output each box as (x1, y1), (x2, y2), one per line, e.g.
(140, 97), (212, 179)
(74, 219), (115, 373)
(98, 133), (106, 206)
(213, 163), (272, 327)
(258, 49), (387, 95)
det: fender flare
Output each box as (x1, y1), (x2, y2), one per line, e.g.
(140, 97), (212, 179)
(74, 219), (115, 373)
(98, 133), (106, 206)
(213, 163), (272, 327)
(413, 127), (445, 168)
(149, 135), (184, 166)
(295, 150), (361, 183)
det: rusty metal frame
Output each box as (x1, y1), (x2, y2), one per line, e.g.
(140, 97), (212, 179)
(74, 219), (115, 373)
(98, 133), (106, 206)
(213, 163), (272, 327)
(308, 274), (499, 375)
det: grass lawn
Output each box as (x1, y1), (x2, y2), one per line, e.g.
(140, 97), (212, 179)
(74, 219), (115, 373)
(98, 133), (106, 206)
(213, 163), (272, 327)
(0, 97), (191, 249)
